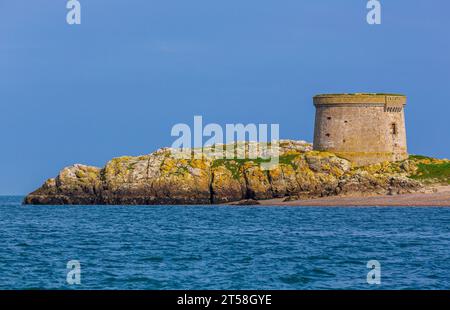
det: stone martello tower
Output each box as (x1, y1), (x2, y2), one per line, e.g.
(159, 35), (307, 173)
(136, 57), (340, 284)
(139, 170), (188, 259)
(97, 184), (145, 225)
(313, 93), (408, 166)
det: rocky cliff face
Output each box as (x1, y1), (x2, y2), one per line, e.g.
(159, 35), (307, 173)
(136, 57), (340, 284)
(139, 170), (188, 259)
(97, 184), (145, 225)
(24, 140), (439, 205)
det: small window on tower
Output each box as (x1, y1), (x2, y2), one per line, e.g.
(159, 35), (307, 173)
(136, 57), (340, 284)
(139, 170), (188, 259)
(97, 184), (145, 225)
(326, 133), (330, 137)
(327, 117), (332, 120)
(391, 123), (398, 135)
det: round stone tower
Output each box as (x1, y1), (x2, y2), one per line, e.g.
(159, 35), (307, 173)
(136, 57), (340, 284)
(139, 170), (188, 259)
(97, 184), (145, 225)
(313, 93), (408, 166)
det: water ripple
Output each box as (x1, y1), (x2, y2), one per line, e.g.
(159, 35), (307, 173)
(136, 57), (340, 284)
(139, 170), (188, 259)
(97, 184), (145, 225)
(1, 196), (449, 289)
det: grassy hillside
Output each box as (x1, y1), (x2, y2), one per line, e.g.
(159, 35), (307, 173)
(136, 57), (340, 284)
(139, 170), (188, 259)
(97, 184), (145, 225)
(408, 155), (450, 185)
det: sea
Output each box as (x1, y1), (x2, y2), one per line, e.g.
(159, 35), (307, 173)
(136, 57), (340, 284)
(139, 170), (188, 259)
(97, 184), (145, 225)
(1, 196), (449, 290)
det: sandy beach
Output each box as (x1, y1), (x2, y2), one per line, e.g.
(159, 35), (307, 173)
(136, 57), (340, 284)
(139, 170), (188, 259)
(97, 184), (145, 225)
(255, 185), (450, 207)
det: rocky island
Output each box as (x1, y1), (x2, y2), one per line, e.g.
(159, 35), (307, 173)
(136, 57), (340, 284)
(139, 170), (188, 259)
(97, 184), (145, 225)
(24, 94), (450, 206)
(24, 140), (450, 206)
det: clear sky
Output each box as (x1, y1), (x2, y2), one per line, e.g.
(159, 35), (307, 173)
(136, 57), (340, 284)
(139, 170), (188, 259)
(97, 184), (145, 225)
(0, 1), (449, 195)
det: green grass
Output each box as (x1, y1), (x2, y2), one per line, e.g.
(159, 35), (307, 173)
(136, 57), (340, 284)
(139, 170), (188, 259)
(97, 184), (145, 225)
(211, 154), (301, 179)
(410, 162), (450, 184)
(408, 154), (433, 161)
(127, 162), (137, 170)
(212, 158), (269, 179)
(278, 154), (300, 169)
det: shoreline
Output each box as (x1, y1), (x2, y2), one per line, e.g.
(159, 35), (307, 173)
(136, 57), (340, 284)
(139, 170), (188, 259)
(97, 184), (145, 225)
(18, 186), (450, 207)
(253, 185), (450, 207)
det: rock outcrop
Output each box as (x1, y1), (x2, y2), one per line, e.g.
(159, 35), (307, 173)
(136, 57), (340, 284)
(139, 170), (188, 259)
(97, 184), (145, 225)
(24, 140), (446, 205)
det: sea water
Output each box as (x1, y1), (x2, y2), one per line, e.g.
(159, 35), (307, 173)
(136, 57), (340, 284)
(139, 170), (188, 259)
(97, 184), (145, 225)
(0, 196), (449, 289)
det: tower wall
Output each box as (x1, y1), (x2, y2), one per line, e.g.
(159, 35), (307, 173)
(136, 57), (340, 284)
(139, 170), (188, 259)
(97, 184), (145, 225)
(313, 94), (408, 166)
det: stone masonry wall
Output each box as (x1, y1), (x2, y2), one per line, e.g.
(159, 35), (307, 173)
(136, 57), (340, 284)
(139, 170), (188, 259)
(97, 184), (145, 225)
(313, 94), (408, 166)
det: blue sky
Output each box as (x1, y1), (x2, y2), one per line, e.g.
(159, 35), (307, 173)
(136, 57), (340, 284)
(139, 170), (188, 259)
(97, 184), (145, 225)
(0, 0), (449, 195)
